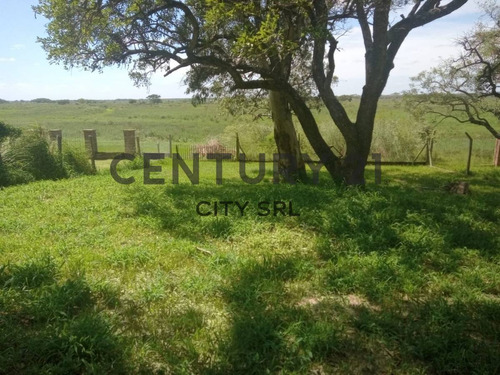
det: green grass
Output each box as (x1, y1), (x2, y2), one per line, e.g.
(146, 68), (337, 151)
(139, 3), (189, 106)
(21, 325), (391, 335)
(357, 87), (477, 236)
(0, 162), (498, 374)
(0, 99), (227, 143)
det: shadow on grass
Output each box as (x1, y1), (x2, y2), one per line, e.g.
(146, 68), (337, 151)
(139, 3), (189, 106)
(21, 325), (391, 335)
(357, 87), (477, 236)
(127, 170), (498, 261)
(123, 168), (499, 373)
(0, 257), (129, 374)
(349, 296), (500, 374)
(127, 179), (338, 242)
(209, 254), (347, 374)
(207, 252), (499, 374)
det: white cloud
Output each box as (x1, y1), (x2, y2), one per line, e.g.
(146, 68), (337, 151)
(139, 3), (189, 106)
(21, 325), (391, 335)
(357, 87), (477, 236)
(11, 44), (25, 50)
(0, 57), (16, 62)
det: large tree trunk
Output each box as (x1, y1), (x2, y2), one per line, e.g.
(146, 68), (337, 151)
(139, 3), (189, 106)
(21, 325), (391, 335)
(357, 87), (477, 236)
(341, 137), (370, 186)
(269, 90), (307, 182)
(340, 87), (378, 186)
(282, 85), (343, 182)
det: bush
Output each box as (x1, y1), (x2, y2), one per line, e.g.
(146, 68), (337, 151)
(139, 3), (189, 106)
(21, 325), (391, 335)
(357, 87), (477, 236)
(0, 127), (94, 187)
(370, 119), (422, 161)
(0, 121), (22, 186)
(2, 128), (66, 185)
(62, 145), (95, 177)
(0, 161), (8, 186)
(0, 121), (21, 141)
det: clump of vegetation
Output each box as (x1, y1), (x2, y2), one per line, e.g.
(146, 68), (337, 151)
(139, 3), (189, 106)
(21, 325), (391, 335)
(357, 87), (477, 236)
(0, 121), (21, 140)
(0, 121), (22, 186)
(2, 127), (66, 185)
(146, 94), (162, 104)
(31, 98), (53, 103)
(62, 145), (96, 177)
(370, 119), (422, 161)
(0, 124), (94, 187)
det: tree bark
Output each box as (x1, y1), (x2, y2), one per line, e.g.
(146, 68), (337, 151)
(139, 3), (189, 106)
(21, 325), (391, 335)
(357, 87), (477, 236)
(269, 90), (307, 182)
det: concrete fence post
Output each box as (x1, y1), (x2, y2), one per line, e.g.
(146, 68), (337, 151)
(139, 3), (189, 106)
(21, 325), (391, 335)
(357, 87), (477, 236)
(49, 129), (62, 154)
(83, 129), (97, 157)
(124, 129), (137, 155)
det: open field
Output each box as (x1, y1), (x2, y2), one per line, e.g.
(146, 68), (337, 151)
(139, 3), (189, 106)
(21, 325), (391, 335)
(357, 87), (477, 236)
(0, 162), (499, 374)
(0, 98), (498, 170)
(1, 98), (499, 373)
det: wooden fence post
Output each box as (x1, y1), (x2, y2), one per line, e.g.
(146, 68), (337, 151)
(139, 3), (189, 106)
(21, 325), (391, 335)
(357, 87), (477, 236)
(236, 133), (240, 160)
(169, 135), (173, 158)
(136, 136), (141, 156)
(429, 138), (434, 165)
(465, 132), (473, 175)
(494, 138), (500, 167)
(427, 139), (433, 167)
(83, 129), (97, 171)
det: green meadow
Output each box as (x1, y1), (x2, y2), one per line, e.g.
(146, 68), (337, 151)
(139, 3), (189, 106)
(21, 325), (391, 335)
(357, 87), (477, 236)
(0, 162), (499, 374)
(1, 98), (497, 169)
(0, 99), (499, 374)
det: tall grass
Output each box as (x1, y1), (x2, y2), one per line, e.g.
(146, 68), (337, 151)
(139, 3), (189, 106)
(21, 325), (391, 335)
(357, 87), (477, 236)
(0, 127), (94, 187)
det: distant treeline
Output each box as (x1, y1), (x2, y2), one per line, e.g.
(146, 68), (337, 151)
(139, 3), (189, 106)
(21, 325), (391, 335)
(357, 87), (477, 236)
(0, 94), (408, 105)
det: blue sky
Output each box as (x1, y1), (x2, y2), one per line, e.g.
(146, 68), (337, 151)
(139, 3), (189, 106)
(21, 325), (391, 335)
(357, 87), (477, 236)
(0, 0), (484, 101)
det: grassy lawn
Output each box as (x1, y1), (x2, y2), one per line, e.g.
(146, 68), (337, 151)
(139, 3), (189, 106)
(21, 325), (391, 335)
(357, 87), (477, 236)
(0, 162), (498, 374)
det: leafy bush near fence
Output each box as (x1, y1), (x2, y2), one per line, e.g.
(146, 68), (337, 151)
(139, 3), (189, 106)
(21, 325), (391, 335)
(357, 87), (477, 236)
(0, 124), (94, 187)
(62, 146), (96, 177)
(370, 119), (422, 161)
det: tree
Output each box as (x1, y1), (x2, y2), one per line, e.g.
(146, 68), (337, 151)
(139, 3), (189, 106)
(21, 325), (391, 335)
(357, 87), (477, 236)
(147, 94), (162, 104)
(405, 1), (500, 139)
(185, 52), (318, 182)
(305, 0), (469, 184)
(35, 0), (468, 185)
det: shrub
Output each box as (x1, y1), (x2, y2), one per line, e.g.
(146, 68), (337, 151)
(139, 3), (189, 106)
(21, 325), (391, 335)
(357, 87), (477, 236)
(62, 145), (95, 177)
(2, 128), (66, 185)
(0, 121), (22, 186)
(0, 121), (21, 141)
(116, 155), (144, 172)
(370, 119), (422, 161)
(0, 125), (96, 187)
(0, 160), (8, 186)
